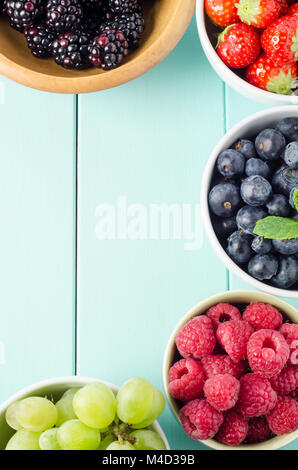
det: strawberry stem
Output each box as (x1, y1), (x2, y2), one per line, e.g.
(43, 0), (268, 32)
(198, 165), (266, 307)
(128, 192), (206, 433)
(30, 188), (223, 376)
(266, 70), (295, 95)
(236, 0), (261, 25)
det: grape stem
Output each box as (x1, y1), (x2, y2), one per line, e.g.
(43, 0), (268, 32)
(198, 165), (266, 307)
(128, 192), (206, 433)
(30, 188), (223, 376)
(102, 422), (136, 445)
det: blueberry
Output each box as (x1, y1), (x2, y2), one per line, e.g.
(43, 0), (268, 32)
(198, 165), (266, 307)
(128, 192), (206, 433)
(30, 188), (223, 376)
(272, 165), (298, 196)
(236, 205), (267, 235)
(272, 238), (298, 255)
(227, 230), (253, 264)
(255, 128), (285, 160)
(266, 193), (291, 216)
(251, 236), (272, 254)
(208, 183), (241, 217)
(271, 255), (298, 289)
(232, 139), (256, 159)
(240, 175), (272, 207)
(248, 254), (278, 281)
(289, 186), (298, 209)
(217, 149), (245, 178)
(214, 216), (237, 237)
(276, 117), (298, 142)
(245, 158), (270, 178)
(283, 141), (298, 169)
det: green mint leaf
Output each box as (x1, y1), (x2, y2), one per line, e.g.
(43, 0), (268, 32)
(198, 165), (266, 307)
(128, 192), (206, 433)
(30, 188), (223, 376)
(294, 188), (298, 212)
(254, 216), (298, 239)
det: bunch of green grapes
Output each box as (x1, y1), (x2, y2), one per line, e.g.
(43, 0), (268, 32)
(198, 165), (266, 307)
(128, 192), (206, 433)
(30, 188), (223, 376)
(4, 378), (166, 450)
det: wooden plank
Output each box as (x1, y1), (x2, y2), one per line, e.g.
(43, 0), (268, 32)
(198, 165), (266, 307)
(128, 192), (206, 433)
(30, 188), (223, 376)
(77, 19), (226, 450)
(0, 77), (75, 402)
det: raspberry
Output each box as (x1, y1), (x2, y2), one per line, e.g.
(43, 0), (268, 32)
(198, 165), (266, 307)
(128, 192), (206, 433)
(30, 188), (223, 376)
(243, 302), (282, 331)
(270, 365), (298, 396)
(168, 358), (206, 402)
(237, 373), (277, 418)
(216, 320), (254, 363)
(204, 374), (240, 411)
(247, 329), (290, 378)
(267, 396), (298, 435)
(289, 388), (298, 401)
(201, 355), (246, 379)
(206, 303), (241, 330)
(176, 316), (216, 360)
(216, 411), (248, 446)
(179, 398), (224, 440)
(279, 323), (298, 365)
(246, 416), (271, 443)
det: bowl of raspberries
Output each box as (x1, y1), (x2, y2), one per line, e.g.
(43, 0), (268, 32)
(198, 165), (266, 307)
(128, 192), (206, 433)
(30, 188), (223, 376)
(0, 0), (195, 93)
(197, 0), (298, 104)
(202, 106), (298, 298)
(163, 290), (298, 449)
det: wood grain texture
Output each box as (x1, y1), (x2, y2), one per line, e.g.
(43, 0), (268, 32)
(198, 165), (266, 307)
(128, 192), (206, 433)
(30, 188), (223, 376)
(0, 78), (75, 401)
(76, 19), (226, 450)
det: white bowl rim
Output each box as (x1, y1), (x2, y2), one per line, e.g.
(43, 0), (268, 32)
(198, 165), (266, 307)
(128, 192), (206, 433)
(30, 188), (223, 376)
(162, 289), (298, 450)
(196, 0), (298, 105)
(201, 105), (298, 298)
(0, 376), (170, 450)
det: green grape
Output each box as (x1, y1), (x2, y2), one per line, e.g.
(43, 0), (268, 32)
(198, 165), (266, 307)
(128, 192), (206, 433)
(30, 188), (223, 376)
(132, 388), (165, 429)
(16, 397), (58, 432)
(106, 441), (135, 450)
(116, 378), (154, 425)
(57, 419), (100, 450)
(97, 434), (116, 450)
(5, 430), (41, 450)
(73, 383), (116, 429)
(61, 387), (81, 399)
(130, 430), (166, 450)
(5, 401), (22, 431)
(56, 396), (77, 427)
(39, 428), (61, 450)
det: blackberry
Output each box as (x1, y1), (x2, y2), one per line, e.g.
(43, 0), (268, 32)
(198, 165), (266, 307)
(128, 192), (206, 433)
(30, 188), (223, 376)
(52, 31), (91, 69)
(107, 0), (140, 14)
(88, 29), (128, 70)
(6, 0), (44, 31)
(25, 24), (57, 58)
(46, 0), (83, 33)
(101, 10), (144, 49)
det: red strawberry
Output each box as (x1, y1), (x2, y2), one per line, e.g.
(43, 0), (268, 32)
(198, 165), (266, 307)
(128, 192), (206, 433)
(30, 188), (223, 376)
(261, 14), (298, 65)
(288, 3), (298, 15)
(277, 0), (289, 16)
(205, 0), (240, 27)
(217, 23), (261, 68)
(236, 0), (280, 28)
(246, 53), (297, 94)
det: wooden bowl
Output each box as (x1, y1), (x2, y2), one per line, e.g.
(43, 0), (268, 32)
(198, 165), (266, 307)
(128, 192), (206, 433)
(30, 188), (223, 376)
(0, 0), (195, 93)
(163, 290), (298, 450)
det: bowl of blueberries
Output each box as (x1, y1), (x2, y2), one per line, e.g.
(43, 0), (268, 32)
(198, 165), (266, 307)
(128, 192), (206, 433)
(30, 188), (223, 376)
(201, 106), (298, 298)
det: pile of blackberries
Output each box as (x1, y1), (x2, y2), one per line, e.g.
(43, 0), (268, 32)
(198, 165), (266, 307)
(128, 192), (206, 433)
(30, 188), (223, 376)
(1, 0), (145, 70)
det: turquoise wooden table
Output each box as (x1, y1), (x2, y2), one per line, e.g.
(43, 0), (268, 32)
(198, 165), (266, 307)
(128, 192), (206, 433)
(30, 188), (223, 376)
(0, 16), (297, 450)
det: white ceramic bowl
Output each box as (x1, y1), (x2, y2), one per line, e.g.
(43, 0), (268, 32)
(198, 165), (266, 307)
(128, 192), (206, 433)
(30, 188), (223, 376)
(0, 376), (170, 450)
(201, 106), (298, 299)
(163, 290), (298, 450)
(196, 0), (298, 105)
